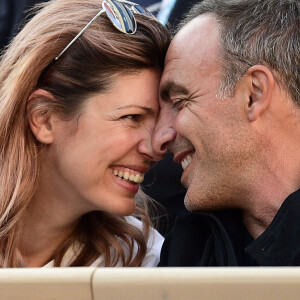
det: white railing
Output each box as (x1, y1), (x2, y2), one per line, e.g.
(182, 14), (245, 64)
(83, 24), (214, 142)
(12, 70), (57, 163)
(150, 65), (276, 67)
(0, 267), (299, 299)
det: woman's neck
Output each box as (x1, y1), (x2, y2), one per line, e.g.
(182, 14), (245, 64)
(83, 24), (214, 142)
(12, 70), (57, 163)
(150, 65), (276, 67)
(19, 193), (81, 267)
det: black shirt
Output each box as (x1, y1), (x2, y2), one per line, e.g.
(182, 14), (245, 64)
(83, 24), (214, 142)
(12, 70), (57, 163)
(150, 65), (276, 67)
(159, 189), (300, 266)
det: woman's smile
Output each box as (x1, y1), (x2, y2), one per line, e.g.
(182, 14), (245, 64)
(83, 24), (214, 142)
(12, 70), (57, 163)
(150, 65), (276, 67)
(110, 165), (148, 194)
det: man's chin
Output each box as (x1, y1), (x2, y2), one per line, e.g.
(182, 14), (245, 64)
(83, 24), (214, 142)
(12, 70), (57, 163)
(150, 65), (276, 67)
(183, 192), (198, 211)
(183, 186), (211, 212)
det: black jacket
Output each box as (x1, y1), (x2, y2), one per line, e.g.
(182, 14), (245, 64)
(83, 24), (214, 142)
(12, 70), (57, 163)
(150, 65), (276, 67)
(159, 189), (300, 266)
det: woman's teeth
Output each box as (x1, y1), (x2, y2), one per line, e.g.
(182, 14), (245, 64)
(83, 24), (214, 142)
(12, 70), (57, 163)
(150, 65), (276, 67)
(181, 155), (193, 170)
(111, 169), (144, 183)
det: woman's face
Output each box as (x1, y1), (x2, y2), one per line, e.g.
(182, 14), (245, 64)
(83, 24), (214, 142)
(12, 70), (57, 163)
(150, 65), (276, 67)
(40, 69), (161, 216)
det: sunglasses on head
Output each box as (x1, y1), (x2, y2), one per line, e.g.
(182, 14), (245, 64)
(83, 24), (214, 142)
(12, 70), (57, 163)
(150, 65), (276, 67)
(55, 0), (155, 61)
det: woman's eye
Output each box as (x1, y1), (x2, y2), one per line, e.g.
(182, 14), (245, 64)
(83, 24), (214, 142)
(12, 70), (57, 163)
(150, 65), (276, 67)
(121, 114), (142, 122)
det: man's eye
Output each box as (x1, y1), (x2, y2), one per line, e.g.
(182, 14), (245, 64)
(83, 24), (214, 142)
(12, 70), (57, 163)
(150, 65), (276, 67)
(121, 114), (142, 122)
(172, 99), (186, 110)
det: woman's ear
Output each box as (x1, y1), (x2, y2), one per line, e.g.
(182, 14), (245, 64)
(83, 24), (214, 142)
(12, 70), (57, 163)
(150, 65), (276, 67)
(28, 89), (55, 144)
(244, 65), (275, 121)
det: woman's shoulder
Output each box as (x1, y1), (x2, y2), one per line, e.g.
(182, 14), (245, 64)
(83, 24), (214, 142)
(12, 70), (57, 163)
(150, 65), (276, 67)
(44, 216), (165, 268)
(125, 216), (164, 267)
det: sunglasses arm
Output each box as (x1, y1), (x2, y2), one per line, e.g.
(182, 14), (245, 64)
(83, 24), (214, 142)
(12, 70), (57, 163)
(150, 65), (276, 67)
(55, 8), (105, 61)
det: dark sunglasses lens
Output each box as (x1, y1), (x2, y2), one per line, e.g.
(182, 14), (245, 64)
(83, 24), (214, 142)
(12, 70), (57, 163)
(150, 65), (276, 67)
(103, 0), (136, 34)
(131, 4), (154, 17)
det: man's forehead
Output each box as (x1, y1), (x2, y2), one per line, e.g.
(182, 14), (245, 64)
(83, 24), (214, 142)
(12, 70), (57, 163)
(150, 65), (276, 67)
(166, 14), (219, 63)
(163, 14), (220, 81)
(160, 15), (221, 99)
(164, 24), (196, 64)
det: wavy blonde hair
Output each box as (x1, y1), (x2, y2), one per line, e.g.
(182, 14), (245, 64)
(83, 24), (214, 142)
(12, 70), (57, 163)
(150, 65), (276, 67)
(0, 0), (170, 267)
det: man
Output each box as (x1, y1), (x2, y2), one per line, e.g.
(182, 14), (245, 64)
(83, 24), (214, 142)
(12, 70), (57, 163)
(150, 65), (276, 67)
(152, 0), (300, 266)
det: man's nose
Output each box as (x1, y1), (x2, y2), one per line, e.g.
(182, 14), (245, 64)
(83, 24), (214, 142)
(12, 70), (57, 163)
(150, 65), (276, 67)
(152, 110), (176, 156)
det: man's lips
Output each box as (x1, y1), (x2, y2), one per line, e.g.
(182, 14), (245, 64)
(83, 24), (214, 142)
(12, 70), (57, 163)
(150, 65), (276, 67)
(174, 151), (195, 170)
(173, 150), (194, 164)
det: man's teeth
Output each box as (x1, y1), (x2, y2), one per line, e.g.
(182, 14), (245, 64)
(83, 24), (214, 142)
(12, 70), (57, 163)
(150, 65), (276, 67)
(112, 169), (144, 183)
(181, 155), (193, 170)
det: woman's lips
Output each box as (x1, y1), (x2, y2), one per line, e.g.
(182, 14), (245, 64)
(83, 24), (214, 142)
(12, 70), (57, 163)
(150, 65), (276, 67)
(110, 165), (148, 194)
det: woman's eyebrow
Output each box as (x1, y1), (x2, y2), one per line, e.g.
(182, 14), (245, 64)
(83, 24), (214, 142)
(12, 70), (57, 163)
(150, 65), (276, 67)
(116, 105), (155, 114)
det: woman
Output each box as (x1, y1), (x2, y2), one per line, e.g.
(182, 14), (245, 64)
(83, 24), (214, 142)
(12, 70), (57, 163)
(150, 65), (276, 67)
(0, 0), (170, 267)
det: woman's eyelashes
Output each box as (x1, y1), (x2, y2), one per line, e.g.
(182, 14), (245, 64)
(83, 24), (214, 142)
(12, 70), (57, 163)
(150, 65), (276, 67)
(120, 114), (143, 124)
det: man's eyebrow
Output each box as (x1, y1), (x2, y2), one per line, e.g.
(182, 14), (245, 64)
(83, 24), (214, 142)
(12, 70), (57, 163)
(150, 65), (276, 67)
(160, 81), (189, 101)
(116, 105), (154, 114)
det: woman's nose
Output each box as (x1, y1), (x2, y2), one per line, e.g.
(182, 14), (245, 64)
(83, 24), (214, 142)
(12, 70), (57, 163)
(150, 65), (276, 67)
(137, 131), (165, 162)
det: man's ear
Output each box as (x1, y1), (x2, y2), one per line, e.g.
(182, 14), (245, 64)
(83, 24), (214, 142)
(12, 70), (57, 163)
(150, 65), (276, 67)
(243, 65), (275, 121)
(28, 89), (55, 144)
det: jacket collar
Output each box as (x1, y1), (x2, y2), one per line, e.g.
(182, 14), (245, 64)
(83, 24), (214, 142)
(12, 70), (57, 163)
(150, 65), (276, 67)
(245, 189), (300, 265)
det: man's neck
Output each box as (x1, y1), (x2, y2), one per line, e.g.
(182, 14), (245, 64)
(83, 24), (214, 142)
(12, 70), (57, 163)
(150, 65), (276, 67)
(242, 209), (277, 239)
(241, 187), (296, 239)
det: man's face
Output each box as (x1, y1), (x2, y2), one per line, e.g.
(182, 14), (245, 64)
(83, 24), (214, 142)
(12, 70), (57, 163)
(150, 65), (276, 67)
(152, 14), (257, 211)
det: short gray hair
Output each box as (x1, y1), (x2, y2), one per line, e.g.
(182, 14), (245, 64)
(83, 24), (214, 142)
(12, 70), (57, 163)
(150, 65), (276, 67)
(180, 0), (300, 103)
